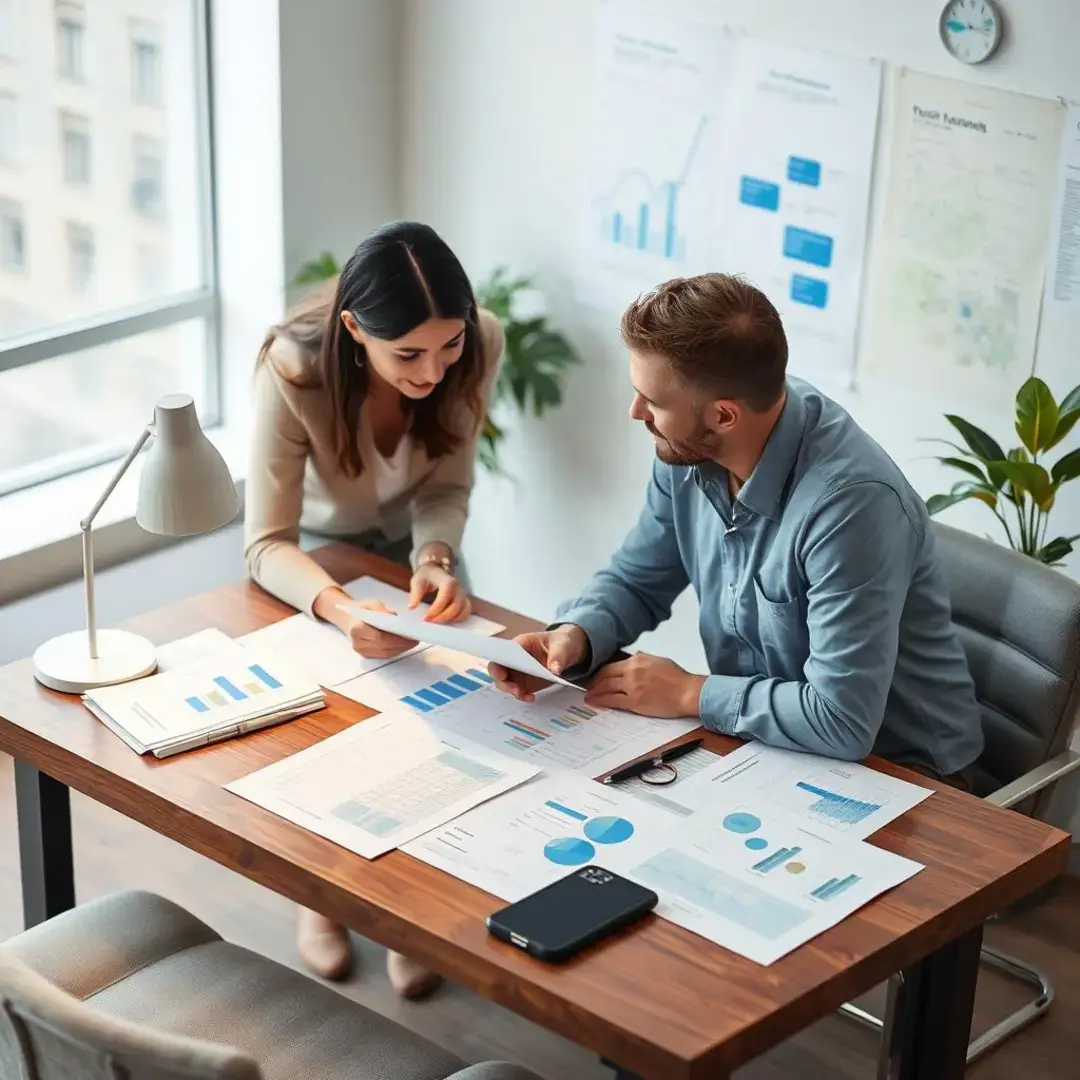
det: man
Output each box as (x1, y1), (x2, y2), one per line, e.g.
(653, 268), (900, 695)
(491, 273), (983, 782)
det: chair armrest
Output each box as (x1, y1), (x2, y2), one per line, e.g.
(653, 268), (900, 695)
(985, 750), (1080, 810)
(447, 1064), (546, 1080)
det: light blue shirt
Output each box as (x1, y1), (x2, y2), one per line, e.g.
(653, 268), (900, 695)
(556, 379), (983, 776)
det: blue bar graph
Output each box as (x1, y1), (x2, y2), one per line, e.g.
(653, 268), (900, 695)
(751, 845), (803, 873)
(811, 873), (861, 901)
(399, 667), (492, 714)
(546, 800), (588, 821)
(186, 696), (209, 714)
(214, 676), (246, 702)
(796, 782), (881, 825)
(597, 115), (706, 264)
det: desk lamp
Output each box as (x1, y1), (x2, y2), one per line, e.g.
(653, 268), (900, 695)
(32, 393), (241, 694)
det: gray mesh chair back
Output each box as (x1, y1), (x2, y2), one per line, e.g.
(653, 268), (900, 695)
(932, 521), (1080, 804)
(0, 948), (261, 1080)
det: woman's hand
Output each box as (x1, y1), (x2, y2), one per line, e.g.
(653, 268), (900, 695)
(344, 599), (418, 659)
(409, 564), (472, 623)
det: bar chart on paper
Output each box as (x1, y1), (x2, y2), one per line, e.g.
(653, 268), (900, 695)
(184, 664), (282, 714)
(596, 115), (707, 262)
(398, 667), (494, 714)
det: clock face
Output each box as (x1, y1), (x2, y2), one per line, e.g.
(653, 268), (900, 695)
(940, 0), (1002, 64)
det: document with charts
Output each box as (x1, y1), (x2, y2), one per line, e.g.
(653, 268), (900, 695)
(863, 69), (1064, 405)
(405, 774), (922, 965)
(576, 4), (732, 310)
(335, 646), (699, 778)
(226, 711), (538, 859)
(663, 743), (932, 840)
(711, 39), (881, 388)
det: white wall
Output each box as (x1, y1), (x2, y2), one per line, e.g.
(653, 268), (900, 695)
(401, 0), (1080, 683)
(279, 0), (401, 280)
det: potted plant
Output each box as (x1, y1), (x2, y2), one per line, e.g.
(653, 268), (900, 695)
(290, 254), (580, 475)
(925, 376), (1080, 566)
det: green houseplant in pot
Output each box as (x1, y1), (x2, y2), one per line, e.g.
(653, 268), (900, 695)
(290, 255), (580, 475)
(925, 376), (1080, 566)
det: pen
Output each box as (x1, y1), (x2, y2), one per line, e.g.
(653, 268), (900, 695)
(603, 737), (705, 785)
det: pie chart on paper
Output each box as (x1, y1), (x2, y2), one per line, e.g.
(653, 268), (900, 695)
(544, 837), (595, 866)
(583, 816), (635, 844)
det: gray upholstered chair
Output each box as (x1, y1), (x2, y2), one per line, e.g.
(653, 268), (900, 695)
(0, 890), (543, 1080)
(841, 521), (1080, 1065)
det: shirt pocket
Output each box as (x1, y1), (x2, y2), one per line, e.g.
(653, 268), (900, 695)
(751, 576), (808, 678)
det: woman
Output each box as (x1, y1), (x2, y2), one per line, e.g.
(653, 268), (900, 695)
(244, 221), (503, 997)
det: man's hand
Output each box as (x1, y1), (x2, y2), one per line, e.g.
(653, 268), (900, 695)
(585, 652), (705, 718)
(409, 564), (472, 624)
(346, 599), (418, 659)
(488, 625), (589, 702)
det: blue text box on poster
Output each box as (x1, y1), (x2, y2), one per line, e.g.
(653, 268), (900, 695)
(787, 156), (821, 186)
(791, 274), (829, 309)
(783, 226), (833, 268)
(739, 176), (781, 212)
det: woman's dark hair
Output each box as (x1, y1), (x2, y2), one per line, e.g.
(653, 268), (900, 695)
(257, 221), (484, 477)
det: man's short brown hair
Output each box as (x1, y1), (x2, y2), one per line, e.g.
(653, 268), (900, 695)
(620, 273), (788, 411)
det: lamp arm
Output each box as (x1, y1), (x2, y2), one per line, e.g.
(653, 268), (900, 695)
(79, 424), (155, 660)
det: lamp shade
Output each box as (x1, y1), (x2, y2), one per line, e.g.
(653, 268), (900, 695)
(136, 393), (241, 536)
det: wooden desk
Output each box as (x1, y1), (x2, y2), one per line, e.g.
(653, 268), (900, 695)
(0, 544), (1069, 1080)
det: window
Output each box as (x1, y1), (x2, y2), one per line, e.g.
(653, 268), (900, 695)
(0, 92), (16, 164)
(56, 2), (84, 81)
(60, 112), (91, 185)
(0, 0), (16, 60)
(0, 0), (218, 495)
(0, 198), (24, 272)
(131, 136), (163, 216)
(66, 222), (94, 293)
(130, 21), (161, 105)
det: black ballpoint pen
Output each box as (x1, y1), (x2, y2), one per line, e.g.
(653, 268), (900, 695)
(603, 737), (705, 785)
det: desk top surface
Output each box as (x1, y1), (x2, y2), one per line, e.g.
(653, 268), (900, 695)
(0, 544), (1070, 1080)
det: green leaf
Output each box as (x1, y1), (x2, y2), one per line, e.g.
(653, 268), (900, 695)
(1015, 377), (1059, 454)
(944, 415), (1005, 463)
(936, 456), (987, 482)
(1051, 446), (1080, 486)
(1035, 535), (1079, 566)
(992, 460), (1055, 510)
(925, 483), (998, 515)
(291, 252), (339, 287)
(1048, 384), (1080, 449)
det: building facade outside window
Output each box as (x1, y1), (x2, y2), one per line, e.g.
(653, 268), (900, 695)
(0, 0), (218, 495)
(60, 111), (91, 185)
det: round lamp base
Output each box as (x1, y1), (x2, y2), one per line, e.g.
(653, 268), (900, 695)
(33, 629), (158, 695)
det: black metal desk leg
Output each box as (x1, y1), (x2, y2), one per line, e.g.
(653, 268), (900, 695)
(879, 924), (983, 1080)
(14, 761), (75, 928)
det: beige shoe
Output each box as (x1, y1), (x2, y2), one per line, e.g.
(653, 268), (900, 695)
(386, 950), (442, 1000)
(296, 907), (353, 981)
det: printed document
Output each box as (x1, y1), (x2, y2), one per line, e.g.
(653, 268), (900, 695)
(227, 710), (538, 859)
(335, 646), (699, 778)
(405, 774), (922, 965)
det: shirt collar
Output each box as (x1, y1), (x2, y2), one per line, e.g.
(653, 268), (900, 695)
(695, 383), (806, 522)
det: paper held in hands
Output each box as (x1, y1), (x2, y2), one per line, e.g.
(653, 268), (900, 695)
(347, 607), (579, 688)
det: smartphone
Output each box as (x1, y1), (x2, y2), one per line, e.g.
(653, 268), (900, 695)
(486, 866), (658, 963)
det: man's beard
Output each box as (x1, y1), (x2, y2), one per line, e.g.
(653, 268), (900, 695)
(646, 419), (721, 466)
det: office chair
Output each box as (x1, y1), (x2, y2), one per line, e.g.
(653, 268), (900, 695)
(840, 521), (1080, 1065)
(0, 890), (543, 1080)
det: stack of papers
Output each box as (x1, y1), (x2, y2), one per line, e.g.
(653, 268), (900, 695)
(84, 646), (325, 758)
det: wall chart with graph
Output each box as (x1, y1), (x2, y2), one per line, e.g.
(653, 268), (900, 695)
(578, 6), (731, 307)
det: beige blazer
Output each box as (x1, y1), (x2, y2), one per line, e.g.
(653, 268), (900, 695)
(244, 308), (504, 614)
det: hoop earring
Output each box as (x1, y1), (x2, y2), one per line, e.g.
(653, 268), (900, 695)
(354, 351), (365, 369)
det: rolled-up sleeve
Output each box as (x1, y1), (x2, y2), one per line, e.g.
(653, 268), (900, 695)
(700, 481), (921, 760)
(554, 459), (690, 675)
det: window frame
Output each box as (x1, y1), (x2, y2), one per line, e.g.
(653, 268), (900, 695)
(0, 0), (219, 497)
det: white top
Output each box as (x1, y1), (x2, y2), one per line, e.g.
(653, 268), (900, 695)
(372, 429), (415, 507)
